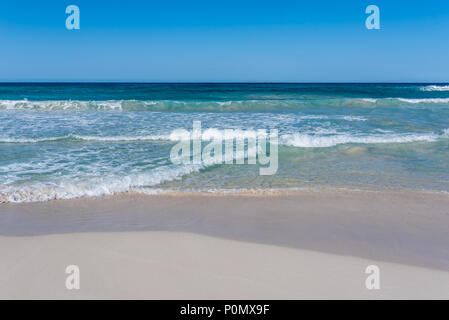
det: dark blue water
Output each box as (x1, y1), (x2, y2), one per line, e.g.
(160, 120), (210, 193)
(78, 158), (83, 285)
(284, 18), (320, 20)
(1, 83), (449, 102)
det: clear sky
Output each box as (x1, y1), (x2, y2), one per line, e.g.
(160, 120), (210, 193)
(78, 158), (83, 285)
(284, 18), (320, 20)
(0, 0), (448, 82)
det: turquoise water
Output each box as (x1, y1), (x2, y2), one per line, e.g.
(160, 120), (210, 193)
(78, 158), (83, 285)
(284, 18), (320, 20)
(1, 83), (449, 202)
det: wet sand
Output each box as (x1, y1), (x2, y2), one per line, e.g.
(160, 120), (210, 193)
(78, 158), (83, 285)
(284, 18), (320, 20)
(1, 190), (449, 299)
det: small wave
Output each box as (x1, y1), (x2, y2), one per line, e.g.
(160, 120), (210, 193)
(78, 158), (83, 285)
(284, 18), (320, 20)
(346, 97), (449, 107)
(3, 127), (448, 146)
(342, 116), (367, 121)
(0, 139), (256, 203)
(361, 98), (378, 103)
(420, 85), (449, 92)
(0, 162), (210, 203)
(396, 98), (449, 104)
(0, 136), (67, 143)
(4, 97), (448, 112)
(0, 129), (267, 144)
(0, 99), (125, 111)
(71, 134), (172, 142)
(0, 134), (178, 144)
(1, 97), (448, 112)
(280, 132), (441, 148)
(0, 99), (288, 111)
(298, 115), (367, 121)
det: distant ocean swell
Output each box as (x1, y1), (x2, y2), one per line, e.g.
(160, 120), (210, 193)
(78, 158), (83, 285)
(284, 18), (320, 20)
(420, 85), (449, 92)
(1, 97), (449, 111)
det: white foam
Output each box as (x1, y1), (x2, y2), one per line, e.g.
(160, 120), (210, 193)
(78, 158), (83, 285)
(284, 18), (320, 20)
(0, 162), (209, 203)
(0, 100), (125, 111)
(361, 98), (378, 103)
(341, 116), (368, 121)
(396, 98), (449, 104)
(420, 85), (449, 92)
(0, 134), (173, 143)
(298, 115), (367, 121)
(72, 134), (171, 142)
(2, 97), (448, 112)
(0, 136), (65, 143)
(3, 126), (446, 146)
(0, 99), (276, 111)
(74, 129), (266, 143)
(0, 137), (257, 203)
(280, 132), (440, 148)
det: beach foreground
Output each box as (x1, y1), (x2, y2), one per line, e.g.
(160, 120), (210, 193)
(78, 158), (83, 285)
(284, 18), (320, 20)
(1, 190), (449, 299)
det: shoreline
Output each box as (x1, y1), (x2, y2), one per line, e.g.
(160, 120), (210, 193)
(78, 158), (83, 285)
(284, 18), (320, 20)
(1, 189), (448, 299)
(1, 189), (449, 270)
(2, 185), (449, 204)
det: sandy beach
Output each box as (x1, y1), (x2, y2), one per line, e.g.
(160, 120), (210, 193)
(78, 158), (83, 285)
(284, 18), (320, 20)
(2, 0), (449, 303)
(1, 189), (449, 299)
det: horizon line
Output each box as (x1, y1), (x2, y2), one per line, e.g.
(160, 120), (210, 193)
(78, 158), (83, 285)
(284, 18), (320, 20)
(0, 81), (448, 84)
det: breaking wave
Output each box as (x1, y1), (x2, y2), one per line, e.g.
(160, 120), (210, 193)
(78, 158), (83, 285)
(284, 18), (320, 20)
(279, 132), (447, 148)
(396, 98), (449, 104)
(0, 162), (212, 203)
(1, 97), (449, 112)
(420, 85), (449, 92)
(2, 129), (448, 148)
(0, 142), (257, 203)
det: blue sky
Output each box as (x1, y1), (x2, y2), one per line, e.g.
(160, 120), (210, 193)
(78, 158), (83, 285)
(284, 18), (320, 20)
(0, 0), (448, 82)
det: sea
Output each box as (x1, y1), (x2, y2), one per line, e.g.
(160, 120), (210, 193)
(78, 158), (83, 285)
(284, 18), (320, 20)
(1, 83), (449, 202)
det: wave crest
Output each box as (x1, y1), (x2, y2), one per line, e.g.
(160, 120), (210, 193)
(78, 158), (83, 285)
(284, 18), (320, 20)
(0, 163), (208, 203)
(420, 85), (449, 92)
(2, 128), (448, 146)
(1, 97), (448, 112)
(280, 132), (441, 148)
(396, 98), (449, 104)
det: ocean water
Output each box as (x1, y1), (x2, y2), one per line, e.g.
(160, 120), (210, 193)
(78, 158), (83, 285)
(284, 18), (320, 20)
(1, 83), (449, 202)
